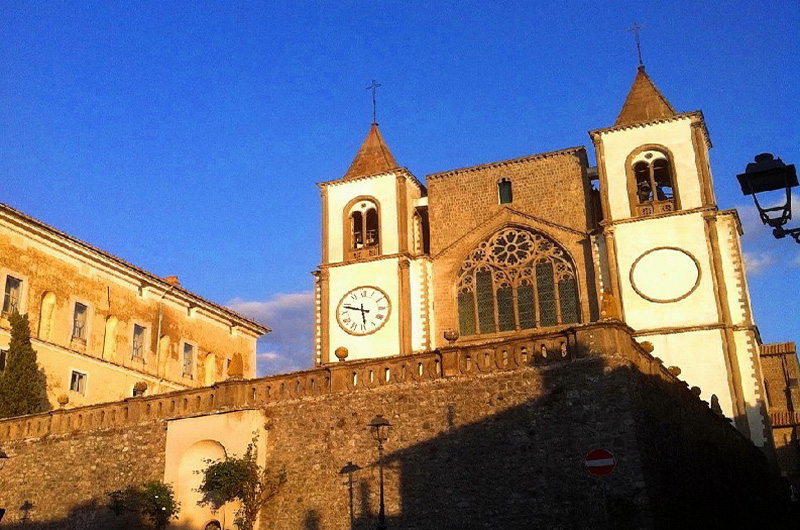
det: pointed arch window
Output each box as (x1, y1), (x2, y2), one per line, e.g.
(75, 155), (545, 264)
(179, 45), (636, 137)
(346, 198), (381, 259)
(456, 227), (580, 336)
(630, 149), (677, 216)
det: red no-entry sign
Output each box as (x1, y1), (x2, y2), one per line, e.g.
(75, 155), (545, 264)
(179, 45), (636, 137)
(584, 449), (616, 477)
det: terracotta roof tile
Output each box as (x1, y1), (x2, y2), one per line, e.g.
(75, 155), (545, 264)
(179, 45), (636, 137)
(342, 123), (398, 180)
(615, 67), (676, 126)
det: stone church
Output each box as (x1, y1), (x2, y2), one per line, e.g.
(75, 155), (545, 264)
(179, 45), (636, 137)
(315, 65), (768, 448)
(0, 67), (794, 529)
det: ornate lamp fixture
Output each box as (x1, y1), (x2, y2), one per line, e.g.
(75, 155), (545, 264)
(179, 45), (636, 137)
(367, 414), (392, 530)
(737, 153), (799, 243)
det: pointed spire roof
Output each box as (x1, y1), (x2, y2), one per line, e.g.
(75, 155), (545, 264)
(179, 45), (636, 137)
(614, 67), (677, 126)
(342, 123), (398, 180)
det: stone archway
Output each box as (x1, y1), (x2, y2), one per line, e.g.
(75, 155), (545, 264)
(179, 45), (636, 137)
(175, 440), (228, 528)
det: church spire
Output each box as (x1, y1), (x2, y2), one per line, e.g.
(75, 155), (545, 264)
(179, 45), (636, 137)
(341, 123), (398, 180)
(614, 67), (677, 126)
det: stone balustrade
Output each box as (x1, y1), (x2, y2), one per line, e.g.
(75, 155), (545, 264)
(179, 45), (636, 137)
(0, 320), (706, 442)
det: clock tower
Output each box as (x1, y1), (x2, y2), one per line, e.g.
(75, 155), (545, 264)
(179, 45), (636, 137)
(313, 123), (433, 365)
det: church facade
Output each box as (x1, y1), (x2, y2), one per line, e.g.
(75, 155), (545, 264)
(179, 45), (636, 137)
(315, 66), (768, 448)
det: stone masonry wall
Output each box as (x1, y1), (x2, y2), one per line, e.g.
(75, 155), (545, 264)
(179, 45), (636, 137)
(426, 149), (600, 346)
(0, 323), (783, 529)
(760, 342), (800, 481)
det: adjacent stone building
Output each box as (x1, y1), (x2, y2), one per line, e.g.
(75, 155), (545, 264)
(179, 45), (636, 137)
(761, 341), (800, 483)
(0, 203), (268, 409)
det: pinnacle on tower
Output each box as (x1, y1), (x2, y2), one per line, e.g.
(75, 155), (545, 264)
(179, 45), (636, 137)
(614, 67), (677, 126)
(341, 123), (398, 179)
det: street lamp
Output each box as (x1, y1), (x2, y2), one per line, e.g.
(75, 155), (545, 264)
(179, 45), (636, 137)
(737, 153), (799, 243)
(338, 461), (362, 530)
(368, 414), (392, 530)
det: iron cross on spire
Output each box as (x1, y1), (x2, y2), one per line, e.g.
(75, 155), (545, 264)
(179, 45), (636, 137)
(366, 79), (382, 124)
(627, 22), (645, 68)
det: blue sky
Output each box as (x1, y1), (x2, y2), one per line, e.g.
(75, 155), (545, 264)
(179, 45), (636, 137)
(1, 1), (797, 375)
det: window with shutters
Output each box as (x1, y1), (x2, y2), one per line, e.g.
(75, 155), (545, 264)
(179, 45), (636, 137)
(2, 276), (22, 315)
(183, 342), (195, 378)
(72, 302), (88, 341)
(456, 227), (580, 336)
(131, 324), (146, 359)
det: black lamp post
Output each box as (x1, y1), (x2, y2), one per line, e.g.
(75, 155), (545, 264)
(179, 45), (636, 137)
(338, 461), (362, 530)
(737, 153), (799, 243)
(368, 414), (391, 530)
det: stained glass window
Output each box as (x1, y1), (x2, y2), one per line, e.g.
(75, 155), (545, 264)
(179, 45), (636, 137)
(456, 227), (579, 336)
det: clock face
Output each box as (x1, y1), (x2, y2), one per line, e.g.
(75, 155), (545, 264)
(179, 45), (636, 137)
(336, 286), (391, 336)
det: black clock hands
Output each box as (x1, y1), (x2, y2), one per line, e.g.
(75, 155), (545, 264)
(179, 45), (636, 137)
(342, 304), (371, 314)
(342, 304), (370, 326)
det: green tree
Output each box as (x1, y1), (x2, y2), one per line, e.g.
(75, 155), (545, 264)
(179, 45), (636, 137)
(108, 481), (180, 529)
(198, 437), (286, 530)
(0, 312), (50, 418)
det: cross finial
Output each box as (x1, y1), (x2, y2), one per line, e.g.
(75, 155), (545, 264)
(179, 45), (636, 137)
(366, 79), (382, 124)
(627, 22), (645, 68)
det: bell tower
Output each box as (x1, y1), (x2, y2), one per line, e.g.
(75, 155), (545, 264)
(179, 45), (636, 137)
(313, 123), (432, 365)
(589, 67), (769, 447)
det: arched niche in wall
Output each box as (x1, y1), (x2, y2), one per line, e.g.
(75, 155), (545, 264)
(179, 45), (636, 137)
(102, 316), (118, 361)
(38, 291), (56, 341)
(204, 353), (217, 386)
(176, 440), (229, 528)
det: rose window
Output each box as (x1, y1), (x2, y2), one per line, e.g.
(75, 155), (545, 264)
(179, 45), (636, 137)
(456, 227), (580, 335)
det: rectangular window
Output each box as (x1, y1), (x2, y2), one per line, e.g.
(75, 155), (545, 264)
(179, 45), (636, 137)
(183, 343), (194, 377)
(2, 276), (22, 315)
(132, 324), (146, 359)
(498, 179), (513, 204)
(72, 303), (88, 340)
(69, 370), (87, 395)
(0, 349), (7, 371)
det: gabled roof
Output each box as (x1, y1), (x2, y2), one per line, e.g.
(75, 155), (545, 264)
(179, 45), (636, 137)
(0, 203), (269, 336)
(615, 66), (676, 126)
(342, 123), (398, 180)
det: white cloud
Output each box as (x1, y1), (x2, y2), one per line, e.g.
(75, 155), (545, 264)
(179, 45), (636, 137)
(742, 252), (775, 275)
(793, 253), (800, 268)
(228, 292), (314, 377)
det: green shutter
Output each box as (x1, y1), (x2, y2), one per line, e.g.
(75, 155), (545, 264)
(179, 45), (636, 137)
(516, 284), (535, 329)
(536, 262), (557, 327)
(458, 291), (476, 335)
(558, 278), (580, 324)
(476, 271), (495, 334)
(496, 287), (514, 332)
